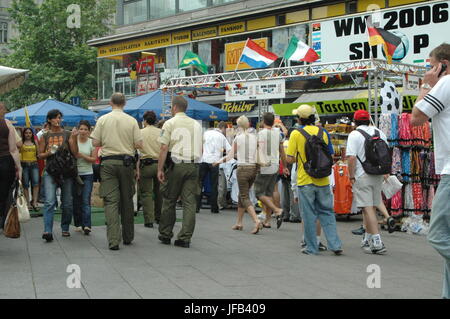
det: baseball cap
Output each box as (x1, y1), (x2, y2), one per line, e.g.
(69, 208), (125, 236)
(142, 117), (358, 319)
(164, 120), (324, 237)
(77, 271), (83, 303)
(354, 110), (370, 121)
(292, 104), (315, 119)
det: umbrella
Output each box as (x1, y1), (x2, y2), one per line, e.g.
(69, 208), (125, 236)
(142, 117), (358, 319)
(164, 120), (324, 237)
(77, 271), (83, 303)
(98, 90), (228, 121)
(5, 98), (97, 127)
(0, 65), (29, 95)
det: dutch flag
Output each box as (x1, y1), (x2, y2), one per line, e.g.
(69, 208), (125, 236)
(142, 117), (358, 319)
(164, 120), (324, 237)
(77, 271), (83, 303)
(239, 38), (278, 69)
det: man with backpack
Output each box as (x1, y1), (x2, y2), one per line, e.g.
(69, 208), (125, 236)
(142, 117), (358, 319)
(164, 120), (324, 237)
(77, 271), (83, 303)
(286, 105), (342, 255)
(346, 110), (390, 255)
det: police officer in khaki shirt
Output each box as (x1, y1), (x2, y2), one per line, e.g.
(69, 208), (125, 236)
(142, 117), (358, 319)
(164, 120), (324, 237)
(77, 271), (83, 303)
(91, 93), (143, 250)
(138, 110), (162, 228)
(157, 96), (202, 248)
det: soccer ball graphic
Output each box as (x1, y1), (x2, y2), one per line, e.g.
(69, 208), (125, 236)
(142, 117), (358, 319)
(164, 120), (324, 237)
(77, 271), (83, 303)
(379, 81), (402, 114)
(381, 30), (409, 61)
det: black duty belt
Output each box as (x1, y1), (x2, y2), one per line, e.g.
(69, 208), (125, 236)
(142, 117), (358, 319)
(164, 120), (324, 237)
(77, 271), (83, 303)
(101, 155), (129, 161)
(141, 158), (157, 166)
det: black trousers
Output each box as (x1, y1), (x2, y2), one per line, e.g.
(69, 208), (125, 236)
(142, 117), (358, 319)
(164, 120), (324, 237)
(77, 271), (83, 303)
(197, 163), (219, 213)
(0, 155), (16, 228)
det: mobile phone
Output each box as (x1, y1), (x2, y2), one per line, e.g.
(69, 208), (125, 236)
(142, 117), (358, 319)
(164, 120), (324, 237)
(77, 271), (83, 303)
(438, 63), (447, 77)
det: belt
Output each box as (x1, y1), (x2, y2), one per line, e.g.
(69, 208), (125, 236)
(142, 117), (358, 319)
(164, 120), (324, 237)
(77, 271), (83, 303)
(141, 158), (157, 166)
(101, 155), (129, 161)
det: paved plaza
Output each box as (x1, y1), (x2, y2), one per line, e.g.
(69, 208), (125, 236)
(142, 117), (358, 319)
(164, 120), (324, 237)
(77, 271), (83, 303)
(0, 209), (444, 299)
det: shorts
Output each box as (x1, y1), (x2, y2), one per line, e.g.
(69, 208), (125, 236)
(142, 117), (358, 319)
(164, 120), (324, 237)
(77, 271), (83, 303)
(353, 174), (383, 208)
(254, 173), (278, 198)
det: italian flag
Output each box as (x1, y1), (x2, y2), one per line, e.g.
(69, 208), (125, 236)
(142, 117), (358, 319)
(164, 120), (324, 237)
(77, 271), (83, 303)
(284, 36), (319, 63)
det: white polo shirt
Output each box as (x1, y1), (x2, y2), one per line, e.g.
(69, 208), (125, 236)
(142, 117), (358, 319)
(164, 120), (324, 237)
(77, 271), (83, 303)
(346, 125), (388, 179)
(201, 128), (231, 164)
(416, 75), (450, 175)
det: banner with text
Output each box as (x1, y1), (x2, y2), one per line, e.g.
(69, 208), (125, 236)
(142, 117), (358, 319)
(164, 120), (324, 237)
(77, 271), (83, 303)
(225, 80), (286, 102)
(316, 1), (450, 65)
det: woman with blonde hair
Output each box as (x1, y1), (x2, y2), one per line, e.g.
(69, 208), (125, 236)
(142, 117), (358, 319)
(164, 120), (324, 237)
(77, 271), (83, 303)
(214, 116), (262, 234)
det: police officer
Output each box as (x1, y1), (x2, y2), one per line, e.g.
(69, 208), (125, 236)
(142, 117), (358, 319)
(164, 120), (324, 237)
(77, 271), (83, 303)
(157, 96), (202, 248)
(91, 93), (143, 250)
(138, 110), (162, 228)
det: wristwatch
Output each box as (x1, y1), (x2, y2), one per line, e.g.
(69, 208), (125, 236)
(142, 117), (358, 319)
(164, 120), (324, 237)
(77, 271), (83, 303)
(421, 83), (432, 90)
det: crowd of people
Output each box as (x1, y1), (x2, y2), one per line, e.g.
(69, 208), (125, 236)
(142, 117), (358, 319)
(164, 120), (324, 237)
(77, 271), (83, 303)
(0, 43), (449, 298)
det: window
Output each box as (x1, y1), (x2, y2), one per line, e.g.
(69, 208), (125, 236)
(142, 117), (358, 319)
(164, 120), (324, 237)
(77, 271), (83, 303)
(178, 0), (208, 13)
(124, 0), (147, 25)
(150, 0), (176, 20)
(0, 22), (7, 44)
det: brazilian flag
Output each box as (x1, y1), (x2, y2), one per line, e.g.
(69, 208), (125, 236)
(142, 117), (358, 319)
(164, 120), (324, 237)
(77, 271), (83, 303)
(179, 51), (208, 74)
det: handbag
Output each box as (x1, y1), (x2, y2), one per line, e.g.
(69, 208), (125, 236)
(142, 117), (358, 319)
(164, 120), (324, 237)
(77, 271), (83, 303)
(4, 181), (21, 238)
(382, 175), (403, 199)
(17, 181), (30, 223)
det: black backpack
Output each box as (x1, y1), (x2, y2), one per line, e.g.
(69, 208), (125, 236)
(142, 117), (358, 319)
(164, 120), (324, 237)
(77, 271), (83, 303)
(297, 127), (333, 179)
(46, 144), (78, 186)
(356, 129), (392, 175)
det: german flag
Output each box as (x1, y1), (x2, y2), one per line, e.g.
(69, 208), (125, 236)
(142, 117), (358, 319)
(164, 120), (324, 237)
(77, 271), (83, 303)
(366, 17), (401, 64)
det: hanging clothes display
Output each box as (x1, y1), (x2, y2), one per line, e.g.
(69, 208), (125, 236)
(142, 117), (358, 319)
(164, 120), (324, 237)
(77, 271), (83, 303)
(333, 163), (353, 215)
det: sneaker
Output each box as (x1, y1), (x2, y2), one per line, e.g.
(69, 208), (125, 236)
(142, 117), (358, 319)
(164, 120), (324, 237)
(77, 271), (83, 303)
(83, 227), (91, 235)
(361, 239), (370, 248)
(301, 248), (312, 255)
(387, 217), (396, 234)
(352, 225), (365, 235)
(365, 242), (387, 255)
(301, 240), (306, 248)
(318, 242), (328, 251)
(74, 226), (82, 232)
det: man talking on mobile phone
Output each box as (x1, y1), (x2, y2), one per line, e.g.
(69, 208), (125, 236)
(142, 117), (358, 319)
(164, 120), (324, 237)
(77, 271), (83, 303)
(411, 43), (450, 299)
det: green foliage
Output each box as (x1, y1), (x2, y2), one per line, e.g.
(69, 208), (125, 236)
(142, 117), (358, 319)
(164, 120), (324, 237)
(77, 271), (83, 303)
(0, 0), (116, 110)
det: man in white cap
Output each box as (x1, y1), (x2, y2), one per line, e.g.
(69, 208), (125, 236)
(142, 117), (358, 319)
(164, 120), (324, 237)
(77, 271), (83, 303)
(286, 104), (342, 255)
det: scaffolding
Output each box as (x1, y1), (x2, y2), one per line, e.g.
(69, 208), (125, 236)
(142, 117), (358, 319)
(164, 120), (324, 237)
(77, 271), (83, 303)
(161, 59), (428, 124)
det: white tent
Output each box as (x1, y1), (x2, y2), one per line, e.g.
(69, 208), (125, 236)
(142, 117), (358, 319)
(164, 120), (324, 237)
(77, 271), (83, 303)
(0, 65), (29, 95)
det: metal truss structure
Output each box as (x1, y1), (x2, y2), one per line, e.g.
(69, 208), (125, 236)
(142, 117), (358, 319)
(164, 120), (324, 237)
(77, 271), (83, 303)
(161, 59), (428, 124)
(161, 59), (427, 89)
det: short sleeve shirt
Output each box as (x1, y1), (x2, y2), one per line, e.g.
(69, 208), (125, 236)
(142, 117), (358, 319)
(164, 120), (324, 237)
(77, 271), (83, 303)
(202, 129), (231, 164)
(286, 125), (330, 186)
(258, 128), (282, 175)
(416, 75), (450, 175)
(141, 125), (162, 160)
(91, 109), (142, 157)
(346, 125), (388, 178)
(158, 112), (203, 162)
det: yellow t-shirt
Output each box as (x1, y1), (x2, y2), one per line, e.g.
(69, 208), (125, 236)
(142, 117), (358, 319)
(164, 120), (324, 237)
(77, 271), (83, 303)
(286, 126), (330, 187)
(20, 143), (37, 162)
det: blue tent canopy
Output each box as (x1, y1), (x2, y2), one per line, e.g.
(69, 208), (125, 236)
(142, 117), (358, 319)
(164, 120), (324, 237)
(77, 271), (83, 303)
(5, 99), (97, 127)
(98, 90), (228, 121)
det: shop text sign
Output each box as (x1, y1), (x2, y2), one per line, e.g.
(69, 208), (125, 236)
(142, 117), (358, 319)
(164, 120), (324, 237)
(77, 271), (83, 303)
(225, 80), (286, 102)
(221, 101), (257, 113)
(273, 96), (418, 116)
(225, 38), (268, 71)
(317, 1), (450, 65)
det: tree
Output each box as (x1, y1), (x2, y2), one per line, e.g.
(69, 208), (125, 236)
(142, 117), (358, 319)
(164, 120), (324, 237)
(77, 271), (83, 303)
(0, 0), (116, 110)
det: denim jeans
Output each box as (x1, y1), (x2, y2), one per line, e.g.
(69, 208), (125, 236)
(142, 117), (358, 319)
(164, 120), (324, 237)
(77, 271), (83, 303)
(73, 174), (94, 228)
(428, 175), (450, 299)
(43, 172), (73, 233)
(21, 162), (39, 188)
(298, 184), (342, 254)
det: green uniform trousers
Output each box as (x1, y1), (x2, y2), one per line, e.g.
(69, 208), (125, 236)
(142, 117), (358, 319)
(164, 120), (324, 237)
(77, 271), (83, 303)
(159, 163), (200, 242)
(99, 160), (136, 248)
(138, 163), (161, 224)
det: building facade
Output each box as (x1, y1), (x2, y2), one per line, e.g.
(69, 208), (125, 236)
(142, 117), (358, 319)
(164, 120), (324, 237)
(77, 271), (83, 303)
(88, 0), (447, 119)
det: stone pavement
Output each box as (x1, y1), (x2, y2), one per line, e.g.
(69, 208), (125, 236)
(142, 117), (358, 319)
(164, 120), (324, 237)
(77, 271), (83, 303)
(0, 209), (444, 299)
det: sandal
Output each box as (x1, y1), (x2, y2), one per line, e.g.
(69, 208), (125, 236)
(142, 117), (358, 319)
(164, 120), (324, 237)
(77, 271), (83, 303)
(232, 225), (243, 231)
(262, 222), (271, 228)
(251, 222), (263, 235)
(62, 231), (71, 237)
